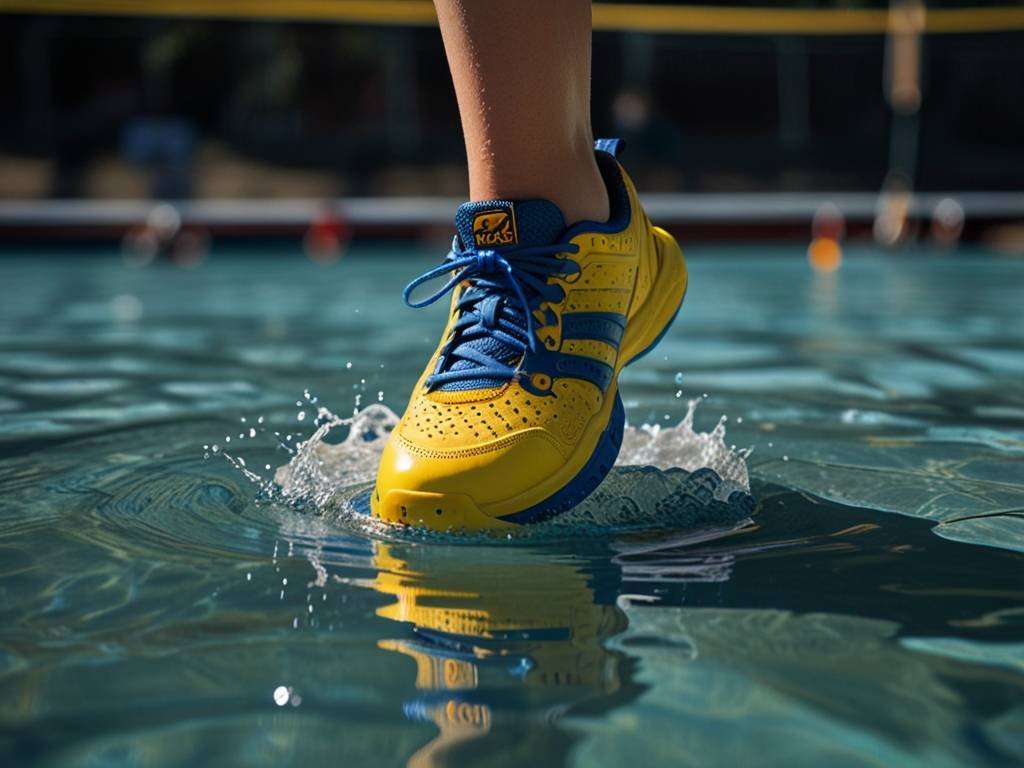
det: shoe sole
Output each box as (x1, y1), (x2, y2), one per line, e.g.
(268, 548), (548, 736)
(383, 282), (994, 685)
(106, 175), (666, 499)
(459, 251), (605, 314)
(496, 227), (688, 525)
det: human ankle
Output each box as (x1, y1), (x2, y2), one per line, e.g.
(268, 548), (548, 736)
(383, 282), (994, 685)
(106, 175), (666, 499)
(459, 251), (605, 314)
(467, 157), (609, 228)
(557, 159), (610, 226)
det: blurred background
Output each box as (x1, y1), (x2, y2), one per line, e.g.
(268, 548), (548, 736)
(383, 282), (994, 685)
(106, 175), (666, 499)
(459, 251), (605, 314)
(1, 0), (1022, 254)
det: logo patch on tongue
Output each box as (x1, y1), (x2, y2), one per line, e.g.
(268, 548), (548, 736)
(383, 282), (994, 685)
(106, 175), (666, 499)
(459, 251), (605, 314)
(472, 206), (518, 248)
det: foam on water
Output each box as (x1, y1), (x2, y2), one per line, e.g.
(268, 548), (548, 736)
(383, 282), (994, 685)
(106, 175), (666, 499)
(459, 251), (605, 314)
(220, 395), (756, 541)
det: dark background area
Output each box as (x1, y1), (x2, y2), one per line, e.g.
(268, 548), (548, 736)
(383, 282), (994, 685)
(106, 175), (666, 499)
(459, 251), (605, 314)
(1, 5), (1022, 201)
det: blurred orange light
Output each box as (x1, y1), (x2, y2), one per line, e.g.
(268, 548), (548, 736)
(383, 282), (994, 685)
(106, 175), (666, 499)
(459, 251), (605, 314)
(808, 237), (842, 273)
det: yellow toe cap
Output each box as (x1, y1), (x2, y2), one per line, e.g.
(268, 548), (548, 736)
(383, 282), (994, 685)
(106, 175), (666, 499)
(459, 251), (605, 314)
(372, 430), (569, 530)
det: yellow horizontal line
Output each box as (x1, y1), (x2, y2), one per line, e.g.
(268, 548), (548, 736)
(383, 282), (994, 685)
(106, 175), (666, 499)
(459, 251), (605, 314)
(1, 0), (1023, 35)
(922, 6), (1024, 34)
(593, 5), (891, 35)
(0, 0), (440, 25)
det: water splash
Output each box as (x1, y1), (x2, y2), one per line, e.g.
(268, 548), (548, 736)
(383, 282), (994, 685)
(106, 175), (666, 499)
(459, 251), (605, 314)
(243, 397), (755, 540)
(272, 403), (393, 508)
(620, 403), (750, 489)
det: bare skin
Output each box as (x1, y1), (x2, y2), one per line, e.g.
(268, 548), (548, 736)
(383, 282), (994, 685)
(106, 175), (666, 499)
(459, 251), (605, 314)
(433, 0), (610, 225)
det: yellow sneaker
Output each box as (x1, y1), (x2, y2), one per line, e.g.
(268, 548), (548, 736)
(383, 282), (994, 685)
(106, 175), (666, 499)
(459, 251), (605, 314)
(372, 139), (687, 530)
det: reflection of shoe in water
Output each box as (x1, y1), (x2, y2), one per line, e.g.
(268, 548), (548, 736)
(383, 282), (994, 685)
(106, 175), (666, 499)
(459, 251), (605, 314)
(372, 138), (688, 531)
(372, 543), (627, 693)
(368, 542), (630, 766)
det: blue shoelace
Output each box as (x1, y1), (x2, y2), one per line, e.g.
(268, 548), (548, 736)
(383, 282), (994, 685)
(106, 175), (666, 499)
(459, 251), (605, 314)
(403, 237), (581, 389)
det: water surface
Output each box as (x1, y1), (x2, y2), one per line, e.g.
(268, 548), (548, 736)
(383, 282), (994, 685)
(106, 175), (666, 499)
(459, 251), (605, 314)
(1, 246), (1022, 767)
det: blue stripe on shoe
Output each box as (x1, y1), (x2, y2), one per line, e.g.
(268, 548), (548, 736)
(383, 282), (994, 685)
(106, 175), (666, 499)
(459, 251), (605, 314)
(554, 355), (614, 392)
(561, 312), (626, 347)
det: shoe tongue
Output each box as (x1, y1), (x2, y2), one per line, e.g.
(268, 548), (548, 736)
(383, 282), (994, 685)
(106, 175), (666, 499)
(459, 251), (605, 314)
(454, 199), (566, 252)
(436, 199), (566, 393)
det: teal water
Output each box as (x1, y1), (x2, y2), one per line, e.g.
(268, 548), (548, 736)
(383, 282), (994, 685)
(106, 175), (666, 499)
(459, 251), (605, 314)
(1, 246), (1023, 767)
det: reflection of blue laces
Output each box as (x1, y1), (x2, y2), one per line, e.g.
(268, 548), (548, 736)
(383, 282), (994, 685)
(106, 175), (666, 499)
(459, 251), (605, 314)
(403, 237), (581, 389)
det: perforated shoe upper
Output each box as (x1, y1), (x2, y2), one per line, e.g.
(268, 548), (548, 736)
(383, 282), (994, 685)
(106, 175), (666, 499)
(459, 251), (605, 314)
(373, 142), (670, 524)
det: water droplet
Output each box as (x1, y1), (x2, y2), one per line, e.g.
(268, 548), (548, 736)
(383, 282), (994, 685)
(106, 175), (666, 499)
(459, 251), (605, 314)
(273, 686), (290, 706)
(249, 428), (257, 438)
(257, 416), (265, 424)
(246, 572), (252, 581)
(674, 372), (684, 385)
(282, 578), (288, 586)
(783, 455), (789, 461)
(377, 391), (384, 402)
(297, 411), (306, 421)
(345, 361), (353, 369)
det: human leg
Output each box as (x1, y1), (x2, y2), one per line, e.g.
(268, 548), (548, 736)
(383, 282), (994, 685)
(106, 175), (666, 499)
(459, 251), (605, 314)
(433, 0), (609, 225)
